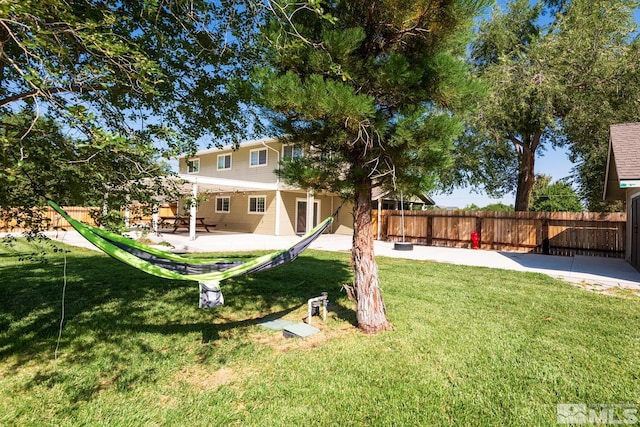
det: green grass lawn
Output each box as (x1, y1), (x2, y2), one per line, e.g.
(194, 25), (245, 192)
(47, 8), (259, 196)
(1, 238), (639, 426)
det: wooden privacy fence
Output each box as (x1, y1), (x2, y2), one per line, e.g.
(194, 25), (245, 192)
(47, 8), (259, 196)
(373, 210), (627, 258)
(1, 206), (97, 232)
(1, 205), (175, 232)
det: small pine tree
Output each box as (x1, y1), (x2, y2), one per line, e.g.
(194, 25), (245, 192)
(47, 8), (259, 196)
(256, 0), (489, 332)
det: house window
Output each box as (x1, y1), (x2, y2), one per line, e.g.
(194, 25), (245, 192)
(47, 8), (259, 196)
(321, 150), (334, 161)
(186, 158), (200, 174)
(250, 148), (268, 167)
(248, 195), (266, 214)
(216, 197), (230, 213)
(283, 144), (303, 159)
(217, 154), (232, 170)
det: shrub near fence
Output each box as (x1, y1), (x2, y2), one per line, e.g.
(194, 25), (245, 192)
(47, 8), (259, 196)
(373, 210), (627, 258)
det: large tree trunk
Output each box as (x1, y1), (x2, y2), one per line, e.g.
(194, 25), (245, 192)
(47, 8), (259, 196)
(513, 133), (540, 211)
(351, 178), (391, 333)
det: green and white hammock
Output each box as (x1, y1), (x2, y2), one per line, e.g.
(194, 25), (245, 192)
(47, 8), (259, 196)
(48, 201), (334, 307)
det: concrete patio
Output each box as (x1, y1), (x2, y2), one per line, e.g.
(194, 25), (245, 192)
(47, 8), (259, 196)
(35, 226), (640, 293)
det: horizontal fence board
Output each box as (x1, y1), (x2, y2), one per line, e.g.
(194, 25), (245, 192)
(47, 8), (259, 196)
(375, 209), (627, 258)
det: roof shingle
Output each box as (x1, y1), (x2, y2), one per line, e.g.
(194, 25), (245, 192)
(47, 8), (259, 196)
(609, 122), (640, 180)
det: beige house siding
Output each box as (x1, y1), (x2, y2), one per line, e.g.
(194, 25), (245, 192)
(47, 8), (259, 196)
(254, 192), (277, 234)
(279, 191), (301, 235)
(194, 196), (261, 233)
(176, 138), (354, 236)
(331, 202), (353, 235)
(194, 192), (278, 233)
(179, 140), (281, 184)
(192, 191), (354, 236)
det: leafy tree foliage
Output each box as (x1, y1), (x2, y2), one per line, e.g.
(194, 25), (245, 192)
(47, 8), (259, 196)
(0, 0), (260, 222)
(555, 3), (640, 211)
(1, 111), (174, 230)
(461, 202), (514, 212)
(255, 0), (489, 332)
(448, 0), (639, 211)
(528, 174), (583, 212)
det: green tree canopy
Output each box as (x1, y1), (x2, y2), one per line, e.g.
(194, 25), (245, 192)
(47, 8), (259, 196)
(1, 0), (261, 221)
(255, 0), (489, 332)
(461, 202), (514, 212)
(447, 0), (639, 211)
(528, 174), (583, 212)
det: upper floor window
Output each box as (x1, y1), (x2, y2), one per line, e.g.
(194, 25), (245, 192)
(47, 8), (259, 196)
(186, 158), (200, 174)
(216, 196), (230, 213)
(217, 153), (232, 170)
(283, 144), (303, 159)
(248, 195), (266, 214)
(250, 148), (268, 167)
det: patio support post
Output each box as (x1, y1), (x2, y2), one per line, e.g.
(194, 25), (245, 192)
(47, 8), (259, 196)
(124, 194), (130, 229)
(306, 189), (315, 232)
(152, 205), (159, 234)
(190, 183), (198, 241)
(275, 190), (281, 236)
(124, 206), (130, 229)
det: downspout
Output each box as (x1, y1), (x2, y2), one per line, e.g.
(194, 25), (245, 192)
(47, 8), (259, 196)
(262, 141), (281, 236)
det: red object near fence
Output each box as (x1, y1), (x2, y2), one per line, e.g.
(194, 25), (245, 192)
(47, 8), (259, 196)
(471, 230), (480, 249)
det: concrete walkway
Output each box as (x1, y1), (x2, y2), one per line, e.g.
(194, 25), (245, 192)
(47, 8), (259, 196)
(37, 228), (640, 293)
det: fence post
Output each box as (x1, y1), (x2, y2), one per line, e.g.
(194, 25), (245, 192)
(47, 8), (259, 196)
(426, 216), (433, 246)
(542, 218), (550, 255)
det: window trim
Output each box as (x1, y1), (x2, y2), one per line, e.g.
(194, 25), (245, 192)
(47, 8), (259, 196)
(186, 157), (200, 174)
(248, 195), (267, 214)
(282, 144), (303, 159)
(249, 148), (268, 168)
(215, 196), (230, 213)
(217, 153), (232, 171)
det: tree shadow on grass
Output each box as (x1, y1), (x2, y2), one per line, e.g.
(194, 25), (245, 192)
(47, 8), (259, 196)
(0, 241), (354, 372)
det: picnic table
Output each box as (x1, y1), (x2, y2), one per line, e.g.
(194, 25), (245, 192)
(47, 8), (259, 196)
(160, 216), (214, 233)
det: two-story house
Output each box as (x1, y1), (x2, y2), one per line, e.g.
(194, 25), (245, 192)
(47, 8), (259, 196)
(175, 137), (353, 236)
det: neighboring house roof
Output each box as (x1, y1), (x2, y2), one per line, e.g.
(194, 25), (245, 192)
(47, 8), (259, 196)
(604, 123), (640, 201)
